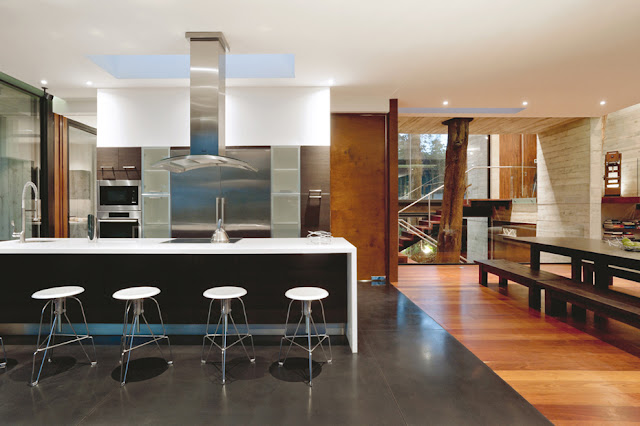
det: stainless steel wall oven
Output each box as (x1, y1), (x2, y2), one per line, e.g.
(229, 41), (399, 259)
(97, 180), (141, 238)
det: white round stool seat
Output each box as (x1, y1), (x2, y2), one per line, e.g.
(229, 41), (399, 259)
(203, 286), (247, 300)
(32, 286), (85, 300)
(285, 287), (329, 301)
(112, 286), (161, 301)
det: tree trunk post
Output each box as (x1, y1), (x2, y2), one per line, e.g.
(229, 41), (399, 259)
(436, 118), (473, 263)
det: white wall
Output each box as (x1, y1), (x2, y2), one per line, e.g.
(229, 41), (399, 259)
(53, 97), (98, 129)
(97, 88), (189, 148)
(97, 86), (330, 148)
(226, 87), (330, 146)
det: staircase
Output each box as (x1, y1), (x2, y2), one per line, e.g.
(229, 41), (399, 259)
(398, 199), (513, 263)
(399, 214), (441, 251)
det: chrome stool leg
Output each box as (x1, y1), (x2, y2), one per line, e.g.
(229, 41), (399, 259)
(222, 301), (228, 384)
(120, 303), (138, 386)
(201, 299), (222, 364)
(317, 300), (332, 363)
(149, 297), (173, 365)
(119, 297), (172, 386)
(305, 301), (313, 386)
(237, 297), (256, 363)
(69, 297), (97, 365)
(30, 296), (97, 387)
(278, 299), (332, 387)
(202, 297), (256, 385)
(0, 336), (7, 368)
(278, 301), (304, 366)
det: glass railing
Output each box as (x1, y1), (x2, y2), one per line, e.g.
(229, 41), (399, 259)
(399, 212), (535, 265)
(398, 165), (538, 265)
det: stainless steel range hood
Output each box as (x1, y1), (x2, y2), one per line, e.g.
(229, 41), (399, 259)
(153, 32), (257, 173)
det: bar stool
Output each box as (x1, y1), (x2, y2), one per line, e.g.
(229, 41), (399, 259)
(113, 286), (173, 386)
(30, 286), (97, 386)
(0, 336), (7, 368)
(278, 287), (332, 386)
(201, 286), (256, 385)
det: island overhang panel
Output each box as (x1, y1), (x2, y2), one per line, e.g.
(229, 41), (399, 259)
(0, 238), (358, 352)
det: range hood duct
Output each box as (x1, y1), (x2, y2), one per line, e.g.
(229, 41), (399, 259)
(152, 32), (257, 173)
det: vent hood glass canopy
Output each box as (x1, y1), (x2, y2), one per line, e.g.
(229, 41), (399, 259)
(153, 32), (257, 173)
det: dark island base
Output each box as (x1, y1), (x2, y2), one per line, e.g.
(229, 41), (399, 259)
(0, 253), (347, 330)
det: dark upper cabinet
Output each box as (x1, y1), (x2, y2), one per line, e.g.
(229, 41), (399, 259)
(118, 147), (142, 175)
(97, 147), (141, 180)
(300, 146), (330, 235)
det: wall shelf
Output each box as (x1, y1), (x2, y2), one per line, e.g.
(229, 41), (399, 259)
(602, 197), (640, 204)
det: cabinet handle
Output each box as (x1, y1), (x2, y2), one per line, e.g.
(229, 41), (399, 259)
(122, 165), (137, 170)
(308, 189), (322, 199)
(100, 165), (115, 170)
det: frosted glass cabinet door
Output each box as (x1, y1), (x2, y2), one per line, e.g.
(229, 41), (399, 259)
(143, 171), (169, 193)
(272, 194), (300, 224)
(143, 196), (170, 225)
(272, 146), (299, 170)
(143, 148), (170, 170)
(144, 224), (170, 238)
(272, 223), (300, 238)
(272, 169), (299, 193)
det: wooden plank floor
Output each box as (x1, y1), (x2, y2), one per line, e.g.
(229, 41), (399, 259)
(396, 264), (640, 425)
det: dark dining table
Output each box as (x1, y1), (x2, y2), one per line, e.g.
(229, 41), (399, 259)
(508, 236), (640, 289)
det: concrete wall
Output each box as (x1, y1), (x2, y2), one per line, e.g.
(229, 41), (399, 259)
(536, 118), (602, 261)
(467, 135), (489, 199)
(489, 134), (500, 199)
(601, 103), (640, 197)
(466, 217), (488, 263)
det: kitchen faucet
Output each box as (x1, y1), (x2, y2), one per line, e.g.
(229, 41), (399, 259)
(11, 181), (41, 243)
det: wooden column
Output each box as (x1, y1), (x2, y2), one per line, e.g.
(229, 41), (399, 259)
(331, 114), (387, 281)
(53, 114), (68, 238)
(387, 99), (399, 283)
(436, 118), (472, 263)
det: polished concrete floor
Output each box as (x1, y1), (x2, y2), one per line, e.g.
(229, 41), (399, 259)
(0, 284), (550, 425)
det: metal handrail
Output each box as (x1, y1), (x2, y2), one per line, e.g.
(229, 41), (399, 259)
(399, 218), (437, 245)
(400, 173), (444, 200)
(398, 219), (468, 263)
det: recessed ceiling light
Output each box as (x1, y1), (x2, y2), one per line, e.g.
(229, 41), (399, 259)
(86, 81), (93, 86)
(443, 100), (449, 106)
(522, 101), (528, 106)
(600, 100), (606, 105)
(40, 80), (47, 85)
(327, 78), (335, 86)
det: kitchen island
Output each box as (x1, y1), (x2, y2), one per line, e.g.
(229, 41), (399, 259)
(0, 237), (357, 352)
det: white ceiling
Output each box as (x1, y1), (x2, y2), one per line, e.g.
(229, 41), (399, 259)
(2, 0), (640, 116)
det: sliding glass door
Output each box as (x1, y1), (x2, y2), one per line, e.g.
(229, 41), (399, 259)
(67, 120), (97, 237)
(0, 81), (41, 241)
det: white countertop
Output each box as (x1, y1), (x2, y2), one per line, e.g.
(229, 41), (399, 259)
(0, 237), (356, 255)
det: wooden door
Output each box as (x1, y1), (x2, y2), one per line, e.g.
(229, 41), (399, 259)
(499, 134), (537, 198)
(331, 114), (387, 281)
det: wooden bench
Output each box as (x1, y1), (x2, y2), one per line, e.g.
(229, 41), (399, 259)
(475, 259), (565, 309)
(475, 259), (640, 328)
(539, 276), (640, 327)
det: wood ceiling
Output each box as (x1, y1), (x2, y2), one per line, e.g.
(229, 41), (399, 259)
(398, 116), (584, 135)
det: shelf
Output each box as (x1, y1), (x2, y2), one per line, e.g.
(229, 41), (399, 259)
(602, 196), (640, 204)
